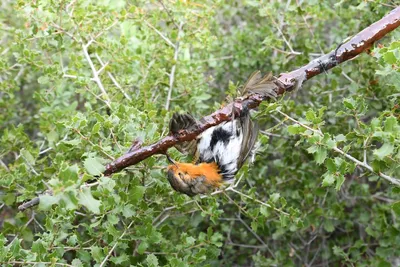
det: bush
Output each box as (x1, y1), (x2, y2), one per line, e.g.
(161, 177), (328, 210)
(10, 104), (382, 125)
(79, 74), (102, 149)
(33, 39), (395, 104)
(0, 1), (399, 266)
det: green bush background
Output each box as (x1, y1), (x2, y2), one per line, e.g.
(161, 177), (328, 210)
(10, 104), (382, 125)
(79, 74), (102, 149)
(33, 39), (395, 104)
(1, 0), (399, 266)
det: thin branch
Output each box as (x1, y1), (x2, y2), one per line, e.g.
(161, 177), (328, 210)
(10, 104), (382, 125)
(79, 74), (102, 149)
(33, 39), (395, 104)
(277, 110), (400, 186)
(144, 20), (176, 49)
(95, 53), (132, 101)
(271, 46), (323, 57)
(165, 21), (184, 110)
(229, 188), (289, 216)
(2, 262), (72, 267)
(82, 42), (111, 109)
(50, 22), (79, 42)
(236, 213), (276, 257)
(99, 221), (134, 267)
(0, 158), (9, 171)
(227, 242), (270, 249)
(157, 0), (179, 29)
(268, 12), (295, 53)
(300, 13), (324, 54)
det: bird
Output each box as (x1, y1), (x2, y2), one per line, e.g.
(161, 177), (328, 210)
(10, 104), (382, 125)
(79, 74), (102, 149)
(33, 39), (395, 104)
(166, 71), (278, 196)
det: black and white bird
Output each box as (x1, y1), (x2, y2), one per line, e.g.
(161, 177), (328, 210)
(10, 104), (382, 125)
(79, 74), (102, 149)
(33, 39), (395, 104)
(166, 72), (278, 196)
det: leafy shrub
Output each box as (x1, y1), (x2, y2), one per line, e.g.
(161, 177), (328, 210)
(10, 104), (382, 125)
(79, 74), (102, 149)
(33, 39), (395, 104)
(0, 0), (399, 266)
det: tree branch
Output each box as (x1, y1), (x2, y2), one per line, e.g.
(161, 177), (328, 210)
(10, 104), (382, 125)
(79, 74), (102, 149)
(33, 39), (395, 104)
(104, 7), (400, 176)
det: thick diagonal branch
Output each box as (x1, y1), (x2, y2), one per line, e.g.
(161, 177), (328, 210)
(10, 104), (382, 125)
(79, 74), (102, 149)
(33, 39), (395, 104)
(104, 7), (400, 176)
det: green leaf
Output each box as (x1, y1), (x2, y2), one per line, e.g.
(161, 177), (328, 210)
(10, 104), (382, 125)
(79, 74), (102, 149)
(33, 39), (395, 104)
(270, 193), (280, 203)
(260, 206), (270, 217)
(71, 259), (83, 267)
(92, 122), (101, 135)
(335, 134), (346, 142)
(122, 204), (136, 218)
(131, 186), (146, 204)
(343, 98), (355, 109)
(307, 145), (318, 154)
(384, 116), (397, 132)
(38, 75), (49, 84)
(146, 254), (159, 267)
(335, 174), (345, 191)
(373, 143), (394, 160)
(383, 51), (396, 64)
(39, 195), (60, 210)
(3, 193), (15, 205)
(137, 241), (148, 255)
(322, 173), (335, 187)
(333, 245), (347, 258)
(324, 138), (336, 149)
(251, 221), (258, 232)
(111, 253), (129, 265)
(315, 147), (327, 164)
(91, 246), (103, 263)
(84, 157), (105, 176)
(323, 220), (335, 232)
(21, 148), (35, 165)
(325, 158), (336, 172)
(78, 187), (101, 214)
(305, 109), (316, 121)
(59, 164), (79, 183)
(392, 202), (400, 216)
(287, 125), (300, 134)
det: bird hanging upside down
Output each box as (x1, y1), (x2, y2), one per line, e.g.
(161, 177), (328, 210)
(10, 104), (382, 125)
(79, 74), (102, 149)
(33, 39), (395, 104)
(166, 71), (278, 196)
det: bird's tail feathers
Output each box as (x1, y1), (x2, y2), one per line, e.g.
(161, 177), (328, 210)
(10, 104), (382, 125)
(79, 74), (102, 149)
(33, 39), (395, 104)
(169, 113), (198, 155)
(241, 71), (278, 100)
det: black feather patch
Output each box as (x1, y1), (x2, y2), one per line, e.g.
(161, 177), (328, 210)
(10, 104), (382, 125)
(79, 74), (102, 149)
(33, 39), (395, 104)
(209, 127), (232, 150)
(218, 160), (235, 180)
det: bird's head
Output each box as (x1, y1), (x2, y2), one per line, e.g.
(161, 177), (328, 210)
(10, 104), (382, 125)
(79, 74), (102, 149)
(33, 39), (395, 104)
(166, 155), (223, 196)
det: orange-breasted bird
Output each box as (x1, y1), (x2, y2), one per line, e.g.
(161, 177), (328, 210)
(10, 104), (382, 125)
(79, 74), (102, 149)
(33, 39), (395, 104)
(166, 71), (278, 196)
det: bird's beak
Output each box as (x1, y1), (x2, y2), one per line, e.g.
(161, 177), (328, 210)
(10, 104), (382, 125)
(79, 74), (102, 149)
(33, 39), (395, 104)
(166, 153), (178, 167)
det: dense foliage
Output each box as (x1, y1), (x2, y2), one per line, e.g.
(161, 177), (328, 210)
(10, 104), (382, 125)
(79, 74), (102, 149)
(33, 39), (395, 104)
(1, 0), (399, 266)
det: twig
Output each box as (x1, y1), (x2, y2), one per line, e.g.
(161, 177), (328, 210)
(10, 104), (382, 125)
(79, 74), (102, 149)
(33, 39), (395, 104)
(229, 188), (289, 216)
(2, 261), (72, 267)
(95, 54), (132, 101)
(82, 42), (111, 109)
(271, 47), (322, 57)
(66, 0), (77, 17)
(157, 0), (179, 28)
(300, 13), (324, 54)
(277, 110), (400, 186)
(0, 158), (9, 171)
(165, 22), (184, 110)
(99, 221), (134, 267)
(227, 242), (270, 249)
(144, 20), (176, 49)
(268, 13), (295, 53)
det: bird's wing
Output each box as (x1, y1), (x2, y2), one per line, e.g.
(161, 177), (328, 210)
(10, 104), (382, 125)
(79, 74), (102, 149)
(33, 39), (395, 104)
(236, 112), (259, 170)
(235, 71), (278, 168)
(169, 113), (199, 156)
